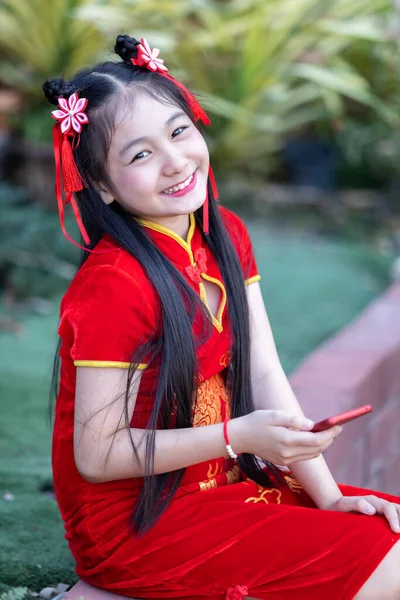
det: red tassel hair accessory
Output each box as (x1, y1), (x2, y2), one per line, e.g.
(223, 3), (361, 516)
(51, 92), (92, 250)
(132, 37), (218, 234)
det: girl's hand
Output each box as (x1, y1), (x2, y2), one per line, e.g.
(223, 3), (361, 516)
(327, 495), (400, 534)
(231, 410), (342, 466)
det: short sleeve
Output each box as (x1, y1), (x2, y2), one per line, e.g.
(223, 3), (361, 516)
(59, 265), (156, 369)
(219, 207), (261, 285)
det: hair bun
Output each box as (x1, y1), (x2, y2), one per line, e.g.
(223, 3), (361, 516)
(42, 78), (75, 105)
(114, 34), (140, 62)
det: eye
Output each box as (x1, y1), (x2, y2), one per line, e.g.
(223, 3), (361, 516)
(172, 125), (189, 138)
(130, 150), (150, 164)
(128, 125), (190, 164)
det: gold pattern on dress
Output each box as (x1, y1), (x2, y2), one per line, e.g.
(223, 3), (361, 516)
(226, 465), (241, 485)
(219, 351), (230, 368)
(199, 478), (217, 492)
(207, 462), (220, 479)
(245, 486), (282, 504)
(199, 465), (240, 492)
(193, 373), (230, 427)
(284, 474), (303, 494)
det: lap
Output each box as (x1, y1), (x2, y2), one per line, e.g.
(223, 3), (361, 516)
(74, 476), (400, 599)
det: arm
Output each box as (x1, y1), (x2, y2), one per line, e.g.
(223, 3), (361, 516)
(246, 281), (343, 510)
(74, 363), (336, 484)
(74, 365), (241, 482)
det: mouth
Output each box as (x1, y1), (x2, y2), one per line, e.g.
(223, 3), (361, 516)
(161, 170), (197, 197)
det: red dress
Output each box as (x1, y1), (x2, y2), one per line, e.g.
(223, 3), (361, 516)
(53, 207), (400, 600)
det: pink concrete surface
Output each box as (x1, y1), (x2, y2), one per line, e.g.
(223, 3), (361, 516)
(289, 280), (400, 493)
(64, 579), (140, 599)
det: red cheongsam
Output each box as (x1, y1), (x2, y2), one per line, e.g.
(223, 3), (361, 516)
(53, 206), (400, 600)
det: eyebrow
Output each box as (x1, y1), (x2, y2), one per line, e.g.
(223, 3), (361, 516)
(118, 111), (187, 157)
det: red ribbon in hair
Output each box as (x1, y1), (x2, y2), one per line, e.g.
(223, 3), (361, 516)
(51, 92), (94, 251)
(52, 124), (91, 250)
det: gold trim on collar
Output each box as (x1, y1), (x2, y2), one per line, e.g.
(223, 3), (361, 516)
(136, 213), (196, 262)
(199, 274), (226, 333)
(136, 213), (227, 334)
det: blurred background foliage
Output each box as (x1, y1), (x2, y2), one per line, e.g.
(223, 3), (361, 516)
(0, 0), (400, 300)
(0, 0), (399, 174)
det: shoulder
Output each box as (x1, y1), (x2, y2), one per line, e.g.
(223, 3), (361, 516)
(217, 205), (260, 282)
(218, 205), (252, 250)
(60, 237), (156, 317)
(218, 205), (247, 232)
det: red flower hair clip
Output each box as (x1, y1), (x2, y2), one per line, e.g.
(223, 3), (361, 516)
(131, 38), (168, 73)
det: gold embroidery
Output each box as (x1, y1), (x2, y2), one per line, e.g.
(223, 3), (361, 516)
(245, 486), (282, 504)
(207, 463), (219, 479)
(193, 373), (230, 427)
(226, 465), (241, 485)
(219, 351), (230, 368)
(284, 474), (303, 494)
(199, 478), (217, 491)
(198, 465), (240, 492)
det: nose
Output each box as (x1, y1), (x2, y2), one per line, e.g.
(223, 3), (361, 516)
(161, 146), (188, 178)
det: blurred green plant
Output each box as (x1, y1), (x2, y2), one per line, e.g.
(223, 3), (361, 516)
(0, 0), (106, 141)
(1, 0), (399, 177)
(0, 183), (79, 300)
(0, 0), (104, 98)
(75, 0), (399, 179)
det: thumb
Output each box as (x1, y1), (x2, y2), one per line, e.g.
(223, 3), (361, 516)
(270, 411), (314, 431)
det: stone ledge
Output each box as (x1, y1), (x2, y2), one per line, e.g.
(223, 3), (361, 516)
(289, 281), (400, 494)
(64, 579), (140, 599)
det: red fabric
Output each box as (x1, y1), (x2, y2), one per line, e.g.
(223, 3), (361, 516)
(52, 124), (91, 249)
(53, 207), (400, 600)
(61, 136), (84, 193)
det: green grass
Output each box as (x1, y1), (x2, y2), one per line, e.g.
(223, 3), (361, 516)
(0, 216), (392, 595)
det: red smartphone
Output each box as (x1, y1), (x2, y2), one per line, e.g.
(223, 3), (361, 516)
(311, 405), (372, 432)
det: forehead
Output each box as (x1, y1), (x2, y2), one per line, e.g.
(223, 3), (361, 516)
(112, 92), (184, 142)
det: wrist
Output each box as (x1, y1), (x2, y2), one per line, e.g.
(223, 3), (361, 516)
(225, 415), (249, 456)
(318, 493), (344, 511)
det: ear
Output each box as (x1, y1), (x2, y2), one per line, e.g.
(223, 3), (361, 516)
(94, 184), (114, 205)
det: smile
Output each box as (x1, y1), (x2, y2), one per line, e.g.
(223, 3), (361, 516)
(162, 171), (195, 195)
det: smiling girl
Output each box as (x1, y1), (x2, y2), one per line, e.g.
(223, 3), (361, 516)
(45, 35), (400, 600)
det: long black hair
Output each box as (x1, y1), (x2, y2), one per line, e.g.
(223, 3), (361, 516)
(45, 34), (285, 535)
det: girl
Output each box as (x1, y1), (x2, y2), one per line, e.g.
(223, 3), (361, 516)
(45, 35), (400, 600)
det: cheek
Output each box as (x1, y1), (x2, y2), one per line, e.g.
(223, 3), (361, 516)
(194, 132), (210, 164)
(116, 165), (154, 196)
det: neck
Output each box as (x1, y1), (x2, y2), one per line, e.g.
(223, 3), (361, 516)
(140, 214), (190, 240)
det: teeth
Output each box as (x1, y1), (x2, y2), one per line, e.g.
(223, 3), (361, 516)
(163, 172), (194, 194)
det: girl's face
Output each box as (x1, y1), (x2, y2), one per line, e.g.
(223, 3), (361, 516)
(100, 92), (210, 237)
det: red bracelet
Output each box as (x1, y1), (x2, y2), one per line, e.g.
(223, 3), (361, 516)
(223, 418), (238, 459)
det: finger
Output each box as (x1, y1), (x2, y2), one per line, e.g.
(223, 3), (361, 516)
(287, 427), (342, 448)
(271, 411), (314, 431)
(332, 497), (376, 514)
(383, 503), (400, 533)
(285, 451), (322, 465)
(396, 505), (400, 533)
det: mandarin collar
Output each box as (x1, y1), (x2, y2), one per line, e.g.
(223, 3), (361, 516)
(135, 213), (202, 268)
